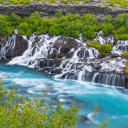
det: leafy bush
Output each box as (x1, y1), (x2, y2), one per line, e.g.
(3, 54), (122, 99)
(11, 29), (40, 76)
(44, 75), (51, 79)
(101, 15), (115, 36)
(55, 10), (63, 18)
(87, 41), (112, 55)
(0, 79), (80, 127)
(1, 11), (128, 40)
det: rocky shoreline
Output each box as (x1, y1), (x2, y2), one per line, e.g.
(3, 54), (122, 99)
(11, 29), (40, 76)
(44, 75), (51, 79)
(0, 1), (128, 20)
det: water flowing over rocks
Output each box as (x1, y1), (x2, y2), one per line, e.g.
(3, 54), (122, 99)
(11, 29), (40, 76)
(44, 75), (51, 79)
(0, 34), (28, 60)
(0, 32), (128, 88)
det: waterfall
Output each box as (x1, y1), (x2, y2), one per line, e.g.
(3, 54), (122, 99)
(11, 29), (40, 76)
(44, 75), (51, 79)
(5, 32), (127, 87)
(113, 40), (128, 55)
(0, 34), (16, 59)
(78, 71), (84, 81)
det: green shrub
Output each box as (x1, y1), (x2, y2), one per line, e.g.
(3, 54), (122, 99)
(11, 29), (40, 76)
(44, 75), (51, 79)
(0, 79), (80, 127)
(87, 41), (112, 55)
(55, 10), (63, 18)
(1, 11), (128, 40)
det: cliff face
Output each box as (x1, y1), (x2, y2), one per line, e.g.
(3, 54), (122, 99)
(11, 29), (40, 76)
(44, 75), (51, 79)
(0, 2), (128, 19)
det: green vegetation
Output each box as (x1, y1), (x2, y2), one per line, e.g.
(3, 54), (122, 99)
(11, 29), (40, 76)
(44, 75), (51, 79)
(0, 0), (56, 5)
(0, 0), (128, 9)
(1, 11), (128, 41)
(0, 11), (99, 39)
(100, 0), (128, 8)
(125, 61), (128, 75)
(92, 119), (109, 128)
(0, 0), (90, 5)
(0, 79), (79, 127)
(0, 78), (109, 128)
(108, 0), (128, 8)
(115, 13), (128, 40)
(87, 41), (112, 55)
(122, 51), (128, 58)
(101, 14), (115, 36)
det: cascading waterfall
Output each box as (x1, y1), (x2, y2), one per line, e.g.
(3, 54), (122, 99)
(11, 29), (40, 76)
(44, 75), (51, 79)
(113, 40), (128, 54)
(0, 34), (16, 59)
(3, 32), (126, 87)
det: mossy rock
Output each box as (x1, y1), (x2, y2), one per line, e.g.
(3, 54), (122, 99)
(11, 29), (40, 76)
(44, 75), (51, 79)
(125, 61), (128, 75)
(58, 53), (64, 58)
(51, 52), (57, 58)
(87, 41), (112, 56)
(122, 51), (128, 58)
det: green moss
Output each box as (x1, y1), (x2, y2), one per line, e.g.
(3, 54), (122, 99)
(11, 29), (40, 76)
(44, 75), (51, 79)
(51, 52), (57, 58)
(125, 61), (128, 75)
(87, 41), (112, 55)
(122, 51), (128, 58)
(84, 0), (90, 3)
(58, 53), (64, 58)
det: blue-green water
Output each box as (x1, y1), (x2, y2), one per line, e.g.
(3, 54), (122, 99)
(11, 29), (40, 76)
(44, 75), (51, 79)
(1, 63), (128, 128)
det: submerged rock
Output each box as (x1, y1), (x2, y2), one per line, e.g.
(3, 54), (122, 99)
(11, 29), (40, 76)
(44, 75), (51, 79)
(93, 64), (102, 70)
(80, 116), (90, 123)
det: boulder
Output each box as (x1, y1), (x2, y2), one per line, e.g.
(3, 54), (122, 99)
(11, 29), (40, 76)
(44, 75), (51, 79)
(93, 64), (102, 69)
(80, 116), (90, 123)
(111, 53), (120, 58)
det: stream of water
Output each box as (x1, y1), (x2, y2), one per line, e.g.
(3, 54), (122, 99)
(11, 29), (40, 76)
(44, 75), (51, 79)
(1, 63), (128, 128)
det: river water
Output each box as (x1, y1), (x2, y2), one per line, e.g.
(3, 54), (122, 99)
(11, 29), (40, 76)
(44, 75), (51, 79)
(0, 63), (128, 128)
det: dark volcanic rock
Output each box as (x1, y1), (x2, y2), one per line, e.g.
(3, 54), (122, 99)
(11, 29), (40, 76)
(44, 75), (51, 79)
(53, 36), (78, 58)
(80, 116), (90, 123)
(0, 2), (128, 19)
(5, 34), (28, 59)
(40, 59), (62, 68)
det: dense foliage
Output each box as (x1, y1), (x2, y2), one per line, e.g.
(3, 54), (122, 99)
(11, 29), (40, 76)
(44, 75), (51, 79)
(0, 79), (80, 127)
(1, 11), (128, 41)
(87, 41), (112, 55)
(0, 79), (109, 128)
